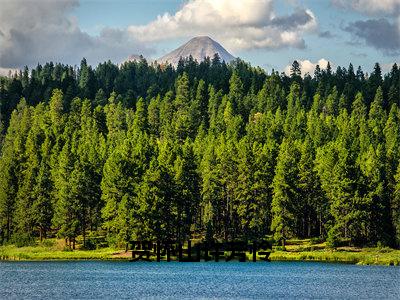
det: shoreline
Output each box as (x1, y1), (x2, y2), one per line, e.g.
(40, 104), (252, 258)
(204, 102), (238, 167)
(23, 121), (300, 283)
(1, 246), (399, 266)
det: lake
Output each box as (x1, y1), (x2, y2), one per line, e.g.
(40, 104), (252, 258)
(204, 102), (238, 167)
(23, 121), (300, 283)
(0, 261), (399, 299)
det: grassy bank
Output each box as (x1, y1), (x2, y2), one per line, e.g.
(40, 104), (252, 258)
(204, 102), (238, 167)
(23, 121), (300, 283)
(269, 249), (400, 265)
(1, 239), (399, 265)
(269, 239), (400, 265)
(0, 245), (118, 260)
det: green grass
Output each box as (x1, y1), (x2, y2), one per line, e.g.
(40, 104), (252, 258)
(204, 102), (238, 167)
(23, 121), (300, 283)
(1, 238), (399, 265)
(270, 245), (400, 266)
(0, 239), (120, 260)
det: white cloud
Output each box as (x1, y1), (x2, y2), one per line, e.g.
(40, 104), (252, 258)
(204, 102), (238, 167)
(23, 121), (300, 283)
(0, 0), (153, 69)
(284, 59), (330, 76)
(0, 67), (19, 77)
(0, 0), (320, 69)
(127, 0), (318, 52)
(332, 0), (400, 15)
(381, 62), (399, 72)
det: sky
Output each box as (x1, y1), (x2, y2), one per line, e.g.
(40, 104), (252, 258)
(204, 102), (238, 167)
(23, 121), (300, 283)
(0, 0), (399, 76)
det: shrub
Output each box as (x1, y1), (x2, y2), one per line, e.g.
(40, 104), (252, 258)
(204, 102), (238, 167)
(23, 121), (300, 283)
(63, 246), (73, 252)
(275, 245), (286, 251)
(83, 236), (97, 250)
(11, 233), (36, 247)
(310, 237), (324, 245)
(326, 228), (340, 248)
(41, 239), (55, 247)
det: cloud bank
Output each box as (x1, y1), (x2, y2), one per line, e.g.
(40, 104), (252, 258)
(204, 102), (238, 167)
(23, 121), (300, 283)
(0, 0), (153, 69)
(284, 59), (330, 77)
(333, 0), (400, 56)
(127, 0), (318, 51)
(332, 0), (400, 15)
(345, 18), (400, 55)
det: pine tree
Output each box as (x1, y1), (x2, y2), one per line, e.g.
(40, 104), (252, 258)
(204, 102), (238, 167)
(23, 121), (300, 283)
(52, 140), (78, 247)
(94, 88), (107, 107)
(32, 136), (53, 241)
(191, 79), (208, 129)
(137, 158), (177, 241)
(234, 138), (272, 240)
(147, 95), (160, 136)
(173, 73), (193, 140)
(15, 103), (46, 238)
(271, 138), (300, 244)
(290, 60), (302, 82)
(393, 163), (400, 246)
(101, 130), (151, 243)
(173, 139), (200, 241)
(0, 100), (31, 241)
(228, 70), (244, 115)
(297, 137), (327, 237)
(79, 58), (96, 100)
(200, 137), (225, 240)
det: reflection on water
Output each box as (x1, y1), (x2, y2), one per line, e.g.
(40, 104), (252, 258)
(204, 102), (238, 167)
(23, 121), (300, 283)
(0, 261), (399, 299)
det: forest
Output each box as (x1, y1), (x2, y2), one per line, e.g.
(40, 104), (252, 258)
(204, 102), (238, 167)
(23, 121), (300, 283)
(0, 55), (399, 249)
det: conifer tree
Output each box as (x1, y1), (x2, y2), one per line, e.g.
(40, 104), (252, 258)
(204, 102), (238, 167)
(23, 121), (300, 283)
(228, 70), (244, 115)
(137, 158), (177, 241)
(0, 100), (31, 241)
(271, 138), (300, 244)
(173, 139), (200, 241)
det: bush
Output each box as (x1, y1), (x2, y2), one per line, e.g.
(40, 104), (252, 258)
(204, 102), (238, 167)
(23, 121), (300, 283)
(41, 239), (55, 247)
(263, 236), (275, 247)
(83, 236), (98, 250)
(310, 237), (324, 245)
(275, 245), (286, 251)
(326, 227), (341, 248)
(326, 235), (340, 249)
(11, 233), (36, 247)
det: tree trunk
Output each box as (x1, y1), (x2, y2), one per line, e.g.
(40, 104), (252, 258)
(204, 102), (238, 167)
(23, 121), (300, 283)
(7, 215), (11, 241)
(319, 212), (322, 237)
(83, 227), (86, 249)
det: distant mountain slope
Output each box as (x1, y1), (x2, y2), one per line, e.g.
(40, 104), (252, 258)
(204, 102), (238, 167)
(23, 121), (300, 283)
(157, 36), (235, 66)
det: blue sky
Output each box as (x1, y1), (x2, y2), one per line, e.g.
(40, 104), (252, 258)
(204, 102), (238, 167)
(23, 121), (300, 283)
(0, 0), (399, 75)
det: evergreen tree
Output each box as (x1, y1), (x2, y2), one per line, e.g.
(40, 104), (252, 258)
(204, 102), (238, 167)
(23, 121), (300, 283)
(137, 158), (177, 241)
(173, 140), (200, 241)
(1, 56), (400, 248)
(271, 138), (300, 244)
(0, 100), (31, 241)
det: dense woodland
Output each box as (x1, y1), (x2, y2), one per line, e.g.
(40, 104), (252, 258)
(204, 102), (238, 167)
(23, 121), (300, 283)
(0, 55), (399, 249)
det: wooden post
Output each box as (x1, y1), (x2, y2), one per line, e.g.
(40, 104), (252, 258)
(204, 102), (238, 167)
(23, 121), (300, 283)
(214, 243), (219, 262)
(252, 241), (257, 262)
(187, 240), (192, 261)
(178, 243), (183, 262)
(156, 241), (161, 262)
(196, 244), (201, 262)
(166, 245), (171, 262)
(204, 244), (209, 261)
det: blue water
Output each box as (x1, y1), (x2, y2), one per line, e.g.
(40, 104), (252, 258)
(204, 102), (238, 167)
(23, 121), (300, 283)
(0, 261), (399, 299)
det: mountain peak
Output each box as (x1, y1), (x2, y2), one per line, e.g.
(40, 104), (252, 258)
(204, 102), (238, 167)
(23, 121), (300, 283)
(158, 36), (235, 67)
(189, 36), (214, 42)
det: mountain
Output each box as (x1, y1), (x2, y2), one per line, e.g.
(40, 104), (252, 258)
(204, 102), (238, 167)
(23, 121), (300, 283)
(157, 36), (235, 66)
(125, 54), (154, 64)
(126, 54), (145, 62)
